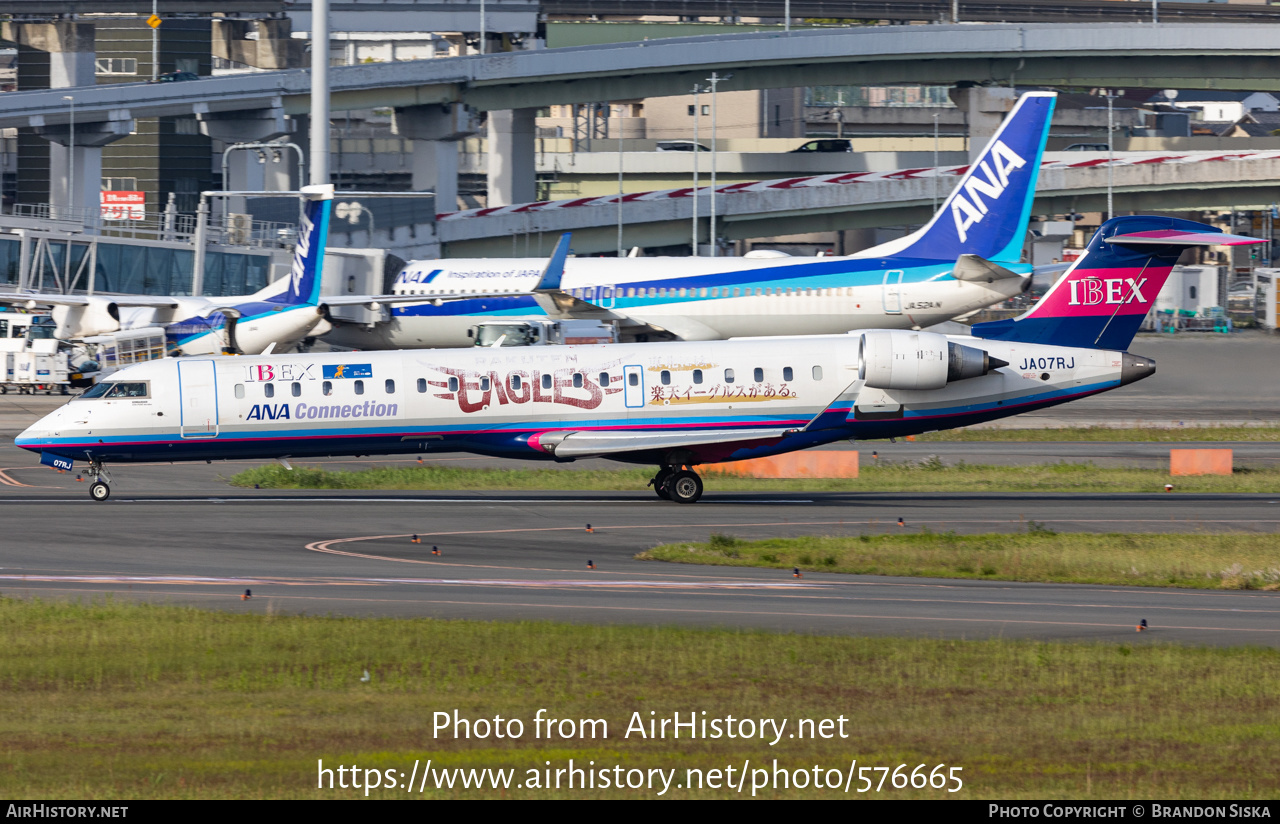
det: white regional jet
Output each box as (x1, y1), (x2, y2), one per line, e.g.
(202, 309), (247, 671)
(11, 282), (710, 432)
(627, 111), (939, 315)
(322, 92), (1058, 349)
(17, 216), (1260, 502)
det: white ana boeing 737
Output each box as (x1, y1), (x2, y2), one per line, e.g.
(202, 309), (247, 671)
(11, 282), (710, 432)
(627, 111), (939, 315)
(17, 216), (1261, 502)
(321, 92), (1058, 349)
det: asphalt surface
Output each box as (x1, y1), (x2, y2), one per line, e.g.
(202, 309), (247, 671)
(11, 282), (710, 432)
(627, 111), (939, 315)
(0, 335), (1275, 646)
(0, 484), (1277, 647)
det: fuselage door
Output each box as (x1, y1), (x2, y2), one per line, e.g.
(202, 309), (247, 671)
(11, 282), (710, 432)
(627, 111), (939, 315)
(882, 269), (904, 315)
(599, 285), (616, 308)
(623, 364), (645, 409)
(178, 359), (219, 438)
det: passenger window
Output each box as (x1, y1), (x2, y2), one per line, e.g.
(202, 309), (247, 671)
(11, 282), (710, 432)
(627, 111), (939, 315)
(598, 372), (608, 386)
(448, 376), (459, 392)
(323, 380), (333, 396)
(700, 288), (708, 297)
(385, 379), (395, 394)
(733, 288), (741, 297)
(291, 381), (301, 397)
(264, 383), (275, 399)
(753, 367), (763, 382)
(693, 369), (703, 385)
(626, 288), (635, 297)
(480, 377), (490, 391)
(725, 368), (735, 384)
(812, 366), (823, 381)
(783, 366), (793, 382)
(354, 380), (365, 395)
(511, 374), (522, 390)
(628, 373), (639, 387)
(542, 373), (552, 390)
(573, 373), (583, 388)
(660, 370), (671, 386)
(417, 378), (427, 393)
(234, 384), (245, 399)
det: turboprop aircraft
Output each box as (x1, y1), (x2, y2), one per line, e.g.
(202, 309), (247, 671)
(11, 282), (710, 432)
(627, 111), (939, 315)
(321, 92), (1059, 349)
(17, 216), (1259, 503)
(0, 186), (336, 356)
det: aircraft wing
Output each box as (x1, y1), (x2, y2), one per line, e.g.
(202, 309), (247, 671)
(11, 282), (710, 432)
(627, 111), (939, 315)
(532, 427), (796, 459)
(0, 292), (180, 308)
(320, 292), (533, 308)
(952, 255), (1030, 283)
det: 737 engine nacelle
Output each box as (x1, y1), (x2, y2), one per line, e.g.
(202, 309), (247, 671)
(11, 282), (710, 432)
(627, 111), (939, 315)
(858, 329), (1006, 390)
(51, 299), (121, 338)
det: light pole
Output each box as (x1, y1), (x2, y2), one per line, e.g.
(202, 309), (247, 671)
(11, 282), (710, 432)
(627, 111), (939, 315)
(932, 111), (940, 212)
(691, 83), (703, 256)
(479, 0), (486, 54)
(310, 0), (330, 186)
(1104, 89), (1118, 220)
(707, 71), (729, 257)
(151, 0), (159, 81)
(617, 107), (624, 257)
(63, 95), (75, 219)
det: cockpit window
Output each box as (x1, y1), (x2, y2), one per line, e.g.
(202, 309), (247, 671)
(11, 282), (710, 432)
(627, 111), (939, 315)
(78, 381), (149, 400)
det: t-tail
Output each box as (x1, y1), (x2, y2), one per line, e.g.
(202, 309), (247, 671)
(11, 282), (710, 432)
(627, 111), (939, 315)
(883, 91), (1056, 264)
(262, 184), (332, 306)
(971, 215), (1264, 351)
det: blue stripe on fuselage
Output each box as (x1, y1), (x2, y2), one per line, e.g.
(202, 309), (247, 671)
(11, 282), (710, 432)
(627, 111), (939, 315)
(391, 258), (1001, 318)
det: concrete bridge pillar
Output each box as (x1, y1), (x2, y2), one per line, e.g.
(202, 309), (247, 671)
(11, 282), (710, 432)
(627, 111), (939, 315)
(197, 102), (292, 214)
(486, 108), (537, 207)
(393, 104), (479, 214)
(2, 21), (97, 211)
(32, 116), (134, 219)
(950, 85), (1018, 163)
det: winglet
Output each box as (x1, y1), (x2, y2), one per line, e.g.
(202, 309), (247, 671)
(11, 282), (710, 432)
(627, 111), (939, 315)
(803, 375), (865, 432)
(534, 233), (572, 293)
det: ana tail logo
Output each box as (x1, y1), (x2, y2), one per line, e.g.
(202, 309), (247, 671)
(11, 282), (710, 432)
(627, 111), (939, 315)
(950, 141), (1027, 243)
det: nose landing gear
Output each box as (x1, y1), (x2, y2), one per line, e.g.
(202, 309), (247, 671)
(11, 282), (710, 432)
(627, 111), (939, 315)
(85, 460), (111, 502)
(648, 465), (703, 504)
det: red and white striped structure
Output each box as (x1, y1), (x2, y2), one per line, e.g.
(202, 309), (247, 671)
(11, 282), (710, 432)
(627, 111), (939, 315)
(438, 150), (1280, 222)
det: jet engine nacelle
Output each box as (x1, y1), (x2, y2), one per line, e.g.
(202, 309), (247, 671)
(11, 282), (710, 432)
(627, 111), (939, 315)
(858, 329), (1004, 390)
(51, 299), (121, 338)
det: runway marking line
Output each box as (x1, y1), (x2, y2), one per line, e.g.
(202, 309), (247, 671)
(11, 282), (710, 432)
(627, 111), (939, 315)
(4, 585), (1278, 636)
(4, 574), (1277, 617)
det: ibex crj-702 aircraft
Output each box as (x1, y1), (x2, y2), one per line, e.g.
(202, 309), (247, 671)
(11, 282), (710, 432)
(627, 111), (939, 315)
(18, 216), (1260, 502)
(323, 92), (1058, 349)
(0, 186), (337, 356)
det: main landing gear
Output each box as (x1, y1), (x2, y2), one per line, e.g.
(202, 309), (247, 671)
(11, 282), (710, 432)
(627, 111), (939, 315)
(648, 465), (704, 504)
(86, 461), (111, 502)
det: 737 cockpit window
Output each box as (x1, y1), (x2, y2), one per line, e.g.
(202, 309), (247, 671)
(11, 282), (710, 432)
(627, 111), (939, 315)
(78, 381), (150, 400)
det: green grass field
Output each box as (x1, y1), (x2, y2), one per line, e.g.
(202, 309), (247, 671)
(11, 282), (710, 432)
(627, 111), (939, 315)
(915, 426), (1280, 442)
(639, 531), (1280, 590)
(229, 461), (1280, 494)
(2, 597), (1278, 799)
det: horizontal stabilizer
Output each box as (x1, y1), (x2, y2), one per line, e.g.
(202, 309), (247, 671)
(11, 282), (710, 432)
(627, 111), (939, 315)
(1105, 230), (1264, 247)
(533, 427), (794, 458)
(953, 254), (1028, 283)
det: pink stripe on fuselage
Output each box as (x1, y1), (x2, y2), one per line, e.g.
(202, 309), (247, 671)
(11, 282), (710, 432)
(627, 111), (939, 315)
(1030, 264), (1172, 318)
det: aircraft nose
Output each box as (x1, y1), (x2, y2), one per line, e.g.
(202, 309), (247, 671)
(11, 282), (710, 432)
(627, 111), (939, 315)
(1120, 352), (1156, 386)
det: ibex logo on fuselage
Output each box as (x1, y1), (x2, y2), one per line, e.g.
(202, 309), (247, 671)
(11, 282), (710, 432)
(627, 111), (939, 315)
(950, 141), (1027, 243)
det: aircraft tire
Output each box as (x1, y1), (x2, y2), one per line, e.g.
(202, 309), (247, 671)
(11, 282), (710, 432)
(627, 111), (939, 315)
(89, 482), (110, 502)
(652, 467), (673, 500)
(667, 470), (703, 504)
